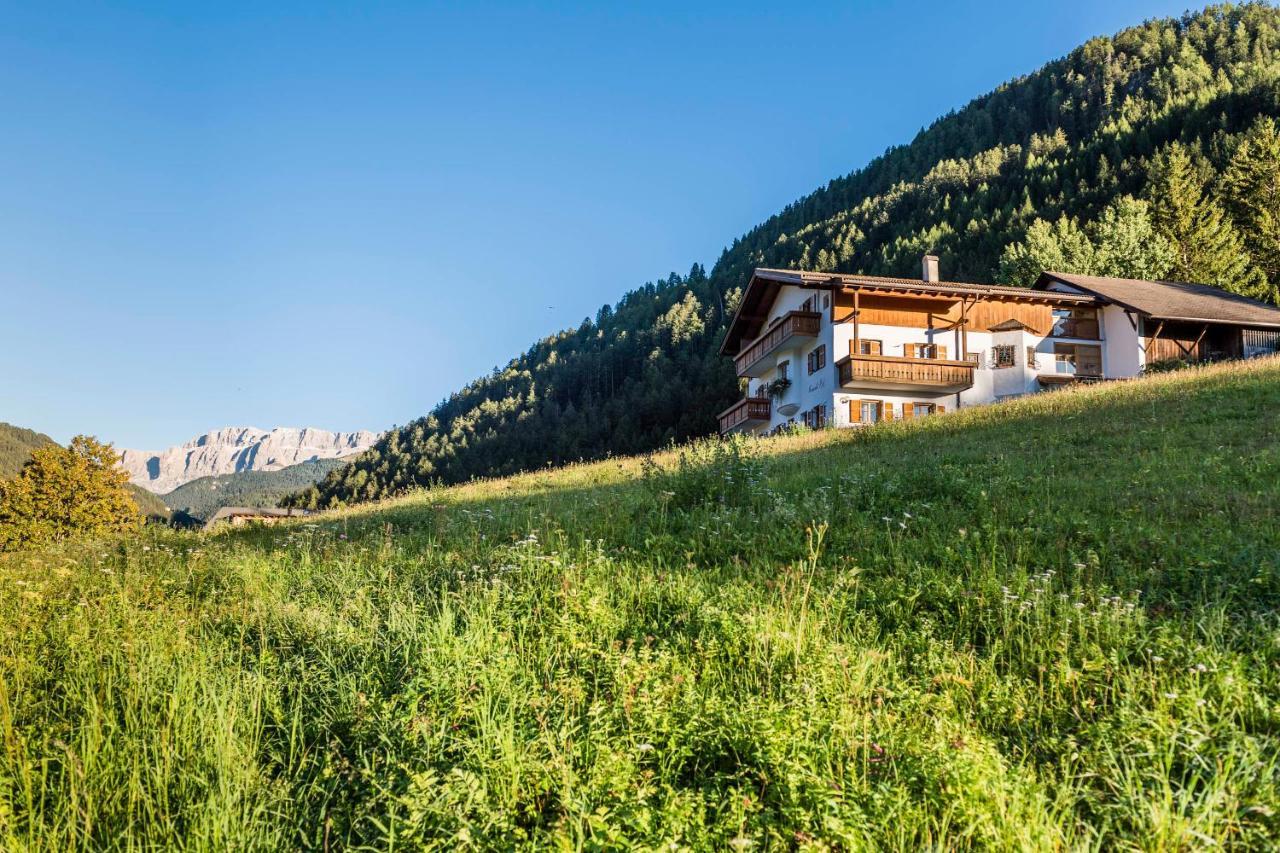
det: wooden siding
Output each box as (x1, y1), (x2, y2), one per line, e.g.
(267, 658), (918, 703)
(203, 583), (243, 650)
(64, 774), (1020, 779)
(833, 290), (1053, 333)
(968, 300), (1052, 334)
(1141, 319), (1243, 363)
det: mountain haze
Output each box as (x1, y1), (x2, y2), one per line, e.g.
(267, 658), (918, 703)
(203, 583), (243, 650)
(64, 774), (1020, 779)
(122, 427), (378, 494)
(289, 2), (1280, 509)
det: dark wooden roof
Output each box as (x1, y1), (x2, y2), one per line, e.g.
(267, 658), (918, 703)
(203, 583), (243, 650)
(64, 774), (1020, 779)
(1035, 272), (1280, 329)
(202, 506), (311, 532)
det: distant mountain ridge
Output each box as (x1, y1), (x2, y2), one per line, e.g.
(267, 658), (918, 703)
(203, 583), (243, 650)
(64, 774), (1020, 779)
(121, 426), (378, 494)
(159, 457), (348, 521)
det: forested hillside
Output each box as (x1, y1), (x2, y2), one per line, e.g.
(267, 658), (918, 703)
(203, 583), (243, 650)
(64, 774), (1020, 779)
(290, 3), (1280, 509)
(161, 457), (346, 521)
(0, 422), (56, 478)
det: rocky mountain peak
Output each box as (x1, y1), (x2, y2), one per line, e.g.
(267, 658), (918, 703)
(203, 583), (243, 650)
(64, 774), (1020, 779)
(118, 426), (379, 494)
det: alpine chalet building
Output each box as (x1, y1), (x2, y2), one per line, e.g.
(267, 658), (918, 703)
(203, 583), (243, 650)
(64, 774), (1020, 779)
(718, 256), (1280, 435)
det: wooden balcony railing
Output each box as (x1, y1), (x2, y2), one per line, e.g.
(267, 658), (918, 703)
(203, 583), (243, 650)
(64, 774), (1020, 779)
(718, 397), (771, 435)
(837, 353), (974, 392)
(734, 310), (821, 377)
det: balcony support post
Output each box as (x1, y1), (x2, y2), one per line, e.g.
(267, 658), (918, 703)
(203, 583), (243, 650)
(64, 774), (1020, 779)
(852, 287), (860, 356)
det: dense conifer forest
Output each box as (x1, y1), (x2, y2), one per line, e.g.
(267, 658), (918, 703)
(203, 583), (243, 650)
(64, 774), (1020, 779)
(289, 3), (1280, 508)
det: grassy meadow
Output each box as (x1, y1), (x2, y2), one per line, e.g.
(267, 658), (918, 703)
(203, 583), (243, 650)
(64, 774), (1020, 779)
(3, 357), (1280, 850)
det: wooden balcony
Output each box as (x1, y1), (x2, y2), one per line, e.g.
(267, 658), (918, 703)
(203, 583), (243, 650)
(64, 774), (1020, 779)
(837, 353), (974, 393)
(734, 310), (821, 377)
(718, 397), (771, 435)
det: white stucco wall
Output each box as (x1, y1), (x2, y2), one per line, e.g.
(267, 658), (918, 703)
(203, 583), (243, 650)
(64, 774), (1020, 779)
(744, 284), (836, 433)
(1101, 305), (1143, 376)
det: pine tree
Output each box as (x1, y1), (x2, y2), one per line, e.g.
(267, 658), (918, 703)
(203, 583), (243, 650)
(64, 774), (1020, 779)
(1091, 196), (1176, 280)
(1221, 117), (1280, 302)
(1145, 143), (1269, 298)
(997, 215), (1096, 284)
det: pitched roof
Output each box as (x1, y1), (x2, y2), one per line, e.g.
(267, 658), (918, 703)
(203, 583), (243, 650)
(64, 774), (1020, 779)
(752, 268), (1095, 301)
(1035, 272), (1280, 328)
(202, 506), (311, 532)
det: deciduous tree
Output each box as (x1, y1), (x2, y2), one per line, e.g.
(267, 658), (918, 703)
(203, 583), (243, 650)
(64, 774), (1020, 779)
(0, 436), (140, 551)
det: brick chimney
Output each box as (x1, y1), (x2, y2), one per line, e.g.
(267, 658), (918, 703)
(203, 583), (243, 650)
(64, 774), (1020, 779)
(922, 254), (940, 283)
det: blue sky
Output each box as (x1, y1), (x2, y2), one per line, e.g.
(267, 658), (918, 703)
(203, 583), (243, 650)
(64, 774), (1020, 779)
(1, 0), (1193, 450)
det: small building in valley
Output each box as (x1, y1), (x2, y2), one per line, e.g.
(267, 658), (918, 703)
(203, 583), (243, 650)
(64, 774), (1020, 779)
(718, 258), (1280, 435)
(202, 506), (312, 532)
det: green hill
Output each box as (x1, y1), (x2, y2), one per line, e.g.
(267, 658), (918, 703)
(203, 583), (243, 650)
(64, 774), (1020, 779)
(159, 457), (348, 521)
(5, 357), (1280, 847)
(0, 422), (56, 478)
(290, 3), (1280, 509)
(0, 422), (168, 520)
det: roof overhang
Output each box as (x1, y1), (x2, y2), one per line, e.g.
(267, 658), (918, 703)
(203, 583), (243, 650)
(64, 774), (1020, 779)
(719, 269), (841, 356)
(1034, 272), (1280, 330)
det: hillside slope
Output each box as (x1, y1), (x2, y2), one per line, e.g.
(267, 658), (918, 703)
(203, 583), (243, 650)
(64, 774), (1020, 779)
(291, 3), (1280, 509)
(5, 357), (1280, 847)
(0, 422), (56, 478)
(159, 457), (347, 520)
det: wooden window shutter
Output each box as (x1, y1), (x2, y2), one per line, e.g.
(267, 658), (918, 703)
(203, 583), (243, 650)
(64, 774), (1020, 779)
(902, 403), (914, 419)
(905, 344), (917, 358)
(937, 345), (948, 360)
(936, 404), (946, 413)
(883, 402), (894, 421)
(849, 399), (861, 423)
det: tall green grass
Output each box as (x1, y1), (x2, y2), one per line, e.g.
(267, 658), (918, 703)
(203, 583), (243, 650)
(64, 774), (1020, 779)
(3, 358), (1280, 849)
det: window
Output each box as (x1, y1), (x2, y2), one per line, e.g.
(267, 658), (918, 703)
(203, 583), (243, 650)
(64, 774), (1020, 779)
(822, 293), (831, 309)
(1051, 307), (1100, 339)
(777, 360), (790, 381)
(965, 352), (981, 364)
(906, 343), (947, 359)
(850, 399), (881, 424)
(807, 344), (827, 374)
(1053, 343), (1102, 376)
(993, 344), (1016, 368)
(904, 402), (931, 417)
(1026, 346), (1038, 368)
(804, 404), (828, 429)
(854, 339), (882, 356)
(902, 402), (946, 417)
